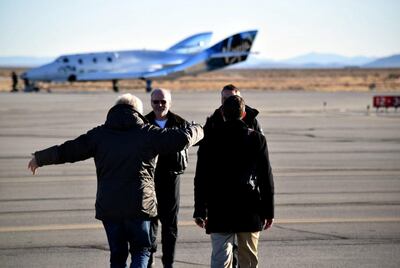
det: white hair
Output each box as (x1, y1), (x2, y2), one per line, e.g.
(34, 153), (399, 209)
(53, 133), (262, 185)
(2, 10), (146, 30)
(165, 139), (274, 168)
(115, 93), (143, 114)
(151, 88), (171, 101)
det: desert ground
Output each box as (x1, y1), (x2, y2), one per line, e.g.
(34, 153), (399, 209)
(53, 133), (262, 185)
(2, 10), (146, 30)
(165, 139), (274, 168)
(1, 67), (400, 92)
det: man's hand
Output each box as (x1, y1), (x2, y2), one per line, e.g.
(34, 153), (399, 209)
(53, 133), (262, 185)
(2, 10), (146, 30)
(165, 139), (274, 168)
(194, 217), (207, 228)
(263, 218), (274, 230)
(28, 156), (38, 175)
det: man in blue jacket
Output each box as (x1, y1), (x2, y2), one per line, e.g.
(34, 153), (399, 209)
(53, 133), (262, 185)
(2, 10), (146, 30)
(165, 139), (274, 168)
(28, 93), (203, 268)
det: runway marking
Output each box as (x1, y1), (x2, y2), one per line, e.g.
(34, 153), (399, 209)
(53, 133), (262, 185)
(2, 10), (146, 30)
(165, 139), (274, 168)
(273, 217), (400, 224)
(181, 217), (400, 225)
(1, 217), (400, 233)
(0, 223), (103, 233)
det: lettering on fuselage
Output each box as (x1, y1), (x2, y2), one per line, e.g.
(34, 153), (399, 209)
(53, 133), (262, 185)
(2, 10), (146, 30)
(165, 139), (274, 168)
(222, 34), (253, 65)
(58, 65), (76, 73)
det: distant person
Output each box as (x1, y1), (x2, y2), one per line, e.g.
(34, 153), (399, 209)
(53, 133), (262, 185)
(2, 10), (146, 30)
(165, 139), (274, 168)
(11, 71), (18, 92)
(193, 95), (274, 268)
(145, 88), (190, 268)
(28, 93), (203, 268)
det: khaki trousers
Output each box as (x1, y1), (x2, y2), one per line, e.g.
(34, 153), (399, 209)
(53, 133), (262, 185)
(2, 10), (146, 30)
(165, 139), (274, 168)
(210, 232), (260, 268)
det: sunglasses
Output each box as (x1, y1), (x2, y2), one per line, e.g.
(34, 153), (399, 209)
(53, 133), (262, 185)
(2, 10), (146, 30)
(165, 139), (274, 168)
(152, 100), (167, 105)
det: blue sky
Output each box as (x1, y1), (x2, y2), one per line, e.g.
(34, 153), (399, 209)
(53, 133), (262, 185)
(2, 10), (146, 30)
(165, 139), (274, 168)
(0, 0), (399, 60)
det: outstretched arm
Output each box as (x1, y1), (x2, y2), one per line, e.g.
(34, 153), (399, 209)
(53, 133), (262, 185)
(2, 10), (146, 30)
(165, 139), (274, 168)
(27, 130), (96, 174)
(149, 122), (204, 154)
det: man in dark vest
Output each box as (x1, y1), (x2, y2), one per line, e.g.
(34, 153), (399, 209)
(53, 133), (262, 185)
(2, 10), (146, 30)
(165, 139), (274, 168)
(145, 88), (190, 268)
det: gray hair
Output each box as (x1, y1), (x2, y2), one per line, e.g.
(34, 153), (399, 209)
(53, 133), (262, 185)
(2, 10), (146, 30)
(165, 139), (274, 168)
(150, 88), (172, 101)
(115, 93), (143, 114)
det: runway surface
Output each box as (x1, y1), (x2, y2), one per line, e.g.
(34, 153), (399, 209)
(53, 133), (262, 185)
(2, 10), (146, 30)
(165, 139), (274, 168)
(0, 90), (399, 267)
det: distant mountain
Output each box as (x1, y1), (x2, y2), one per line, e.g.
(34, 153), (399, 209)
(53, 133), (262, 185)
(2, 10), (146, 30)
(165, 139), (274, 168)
(1, 53), (399, 69)
(0, 56), (54, 67)
(233, 57), (293, 69)
(284, 52), (374, 66)
(364, 54), (400, 68)
(234, 53), (377, 69)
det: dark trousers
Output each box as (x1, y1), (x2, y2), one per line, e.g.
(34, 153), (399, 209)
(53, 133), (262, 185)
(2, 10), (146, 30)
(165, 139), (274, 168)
(151, 172), (180, 267)
(103, 219), (152, 268)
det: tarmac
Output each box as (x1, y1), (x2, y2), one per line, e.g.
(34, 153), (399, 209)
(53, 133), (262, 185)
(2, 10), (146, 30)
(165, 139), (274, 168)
(0, 90), (399, 267)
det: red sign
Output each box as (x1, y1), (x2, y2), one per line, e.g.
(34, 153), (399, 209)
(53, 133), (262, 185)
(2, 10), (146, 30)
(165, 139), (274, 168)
(373, 96), (400, 108)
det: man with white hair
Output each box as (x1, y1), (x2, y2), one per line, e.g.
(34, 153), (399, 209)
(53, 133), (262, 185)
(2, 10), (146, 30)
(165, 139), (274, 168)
(145, 89), (190, 268)
(28, 93), (203, 268)
(116, 93), (144, 114)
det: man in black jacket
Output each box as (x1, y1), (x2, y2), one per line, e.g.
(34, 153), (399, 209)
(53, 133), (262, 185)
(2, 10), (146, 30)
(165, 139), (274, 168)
(197, 84), (263, 267)
(145, 89), (189, 268)
(28, 93), (203, 268)
(193, 95), (274, 268)
(202, 84), (263, 145)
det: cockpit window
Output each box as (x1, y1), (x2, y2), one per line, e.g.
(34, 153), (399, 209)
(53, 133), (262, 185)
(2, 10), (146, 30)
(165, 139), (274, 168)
(63, 57), (69, 63)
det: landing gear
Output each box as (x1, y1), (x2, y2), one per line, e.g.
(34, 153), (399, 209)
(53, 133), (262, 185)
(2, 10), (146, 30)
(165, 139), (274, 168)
(145, 80), (152, 93)
(112, 79), (152, 93)
(112, 80), (119, 92)
(23, 79), (39, 92)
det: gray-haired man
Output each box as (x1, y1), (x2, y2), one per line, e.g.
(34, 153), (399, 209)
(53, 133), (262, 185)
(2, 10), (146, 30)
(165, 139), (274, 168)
(28, 93), (203, 268)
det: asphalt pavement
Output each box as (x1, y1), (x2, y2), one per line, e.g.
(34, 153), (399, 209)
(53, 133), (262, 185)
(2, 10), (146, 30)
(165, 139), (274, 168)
(0, 90), (399, 267)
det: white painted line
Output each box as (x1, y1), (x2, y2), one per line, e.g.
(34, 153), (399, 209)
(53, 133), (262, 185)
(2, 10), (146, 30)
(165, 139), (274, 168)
(1, 217), (399, 233)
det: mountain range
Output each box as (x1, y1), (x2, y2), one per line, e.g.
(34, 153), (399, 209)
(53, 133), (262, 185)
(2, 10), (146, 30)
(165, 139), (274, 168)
(0, 56), (55, 68)
(0, 53), (399, 69)
(235, 53), (400, 69)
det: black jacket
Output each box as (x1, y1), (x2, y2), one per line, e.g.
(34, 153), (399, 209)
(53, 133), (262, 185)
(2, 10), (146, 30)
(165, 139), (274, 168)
(34, 104), (203, 221)
(193, 119), (274, 233)
(145, 111), (189, 175)
(203, 105), (262, 139)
